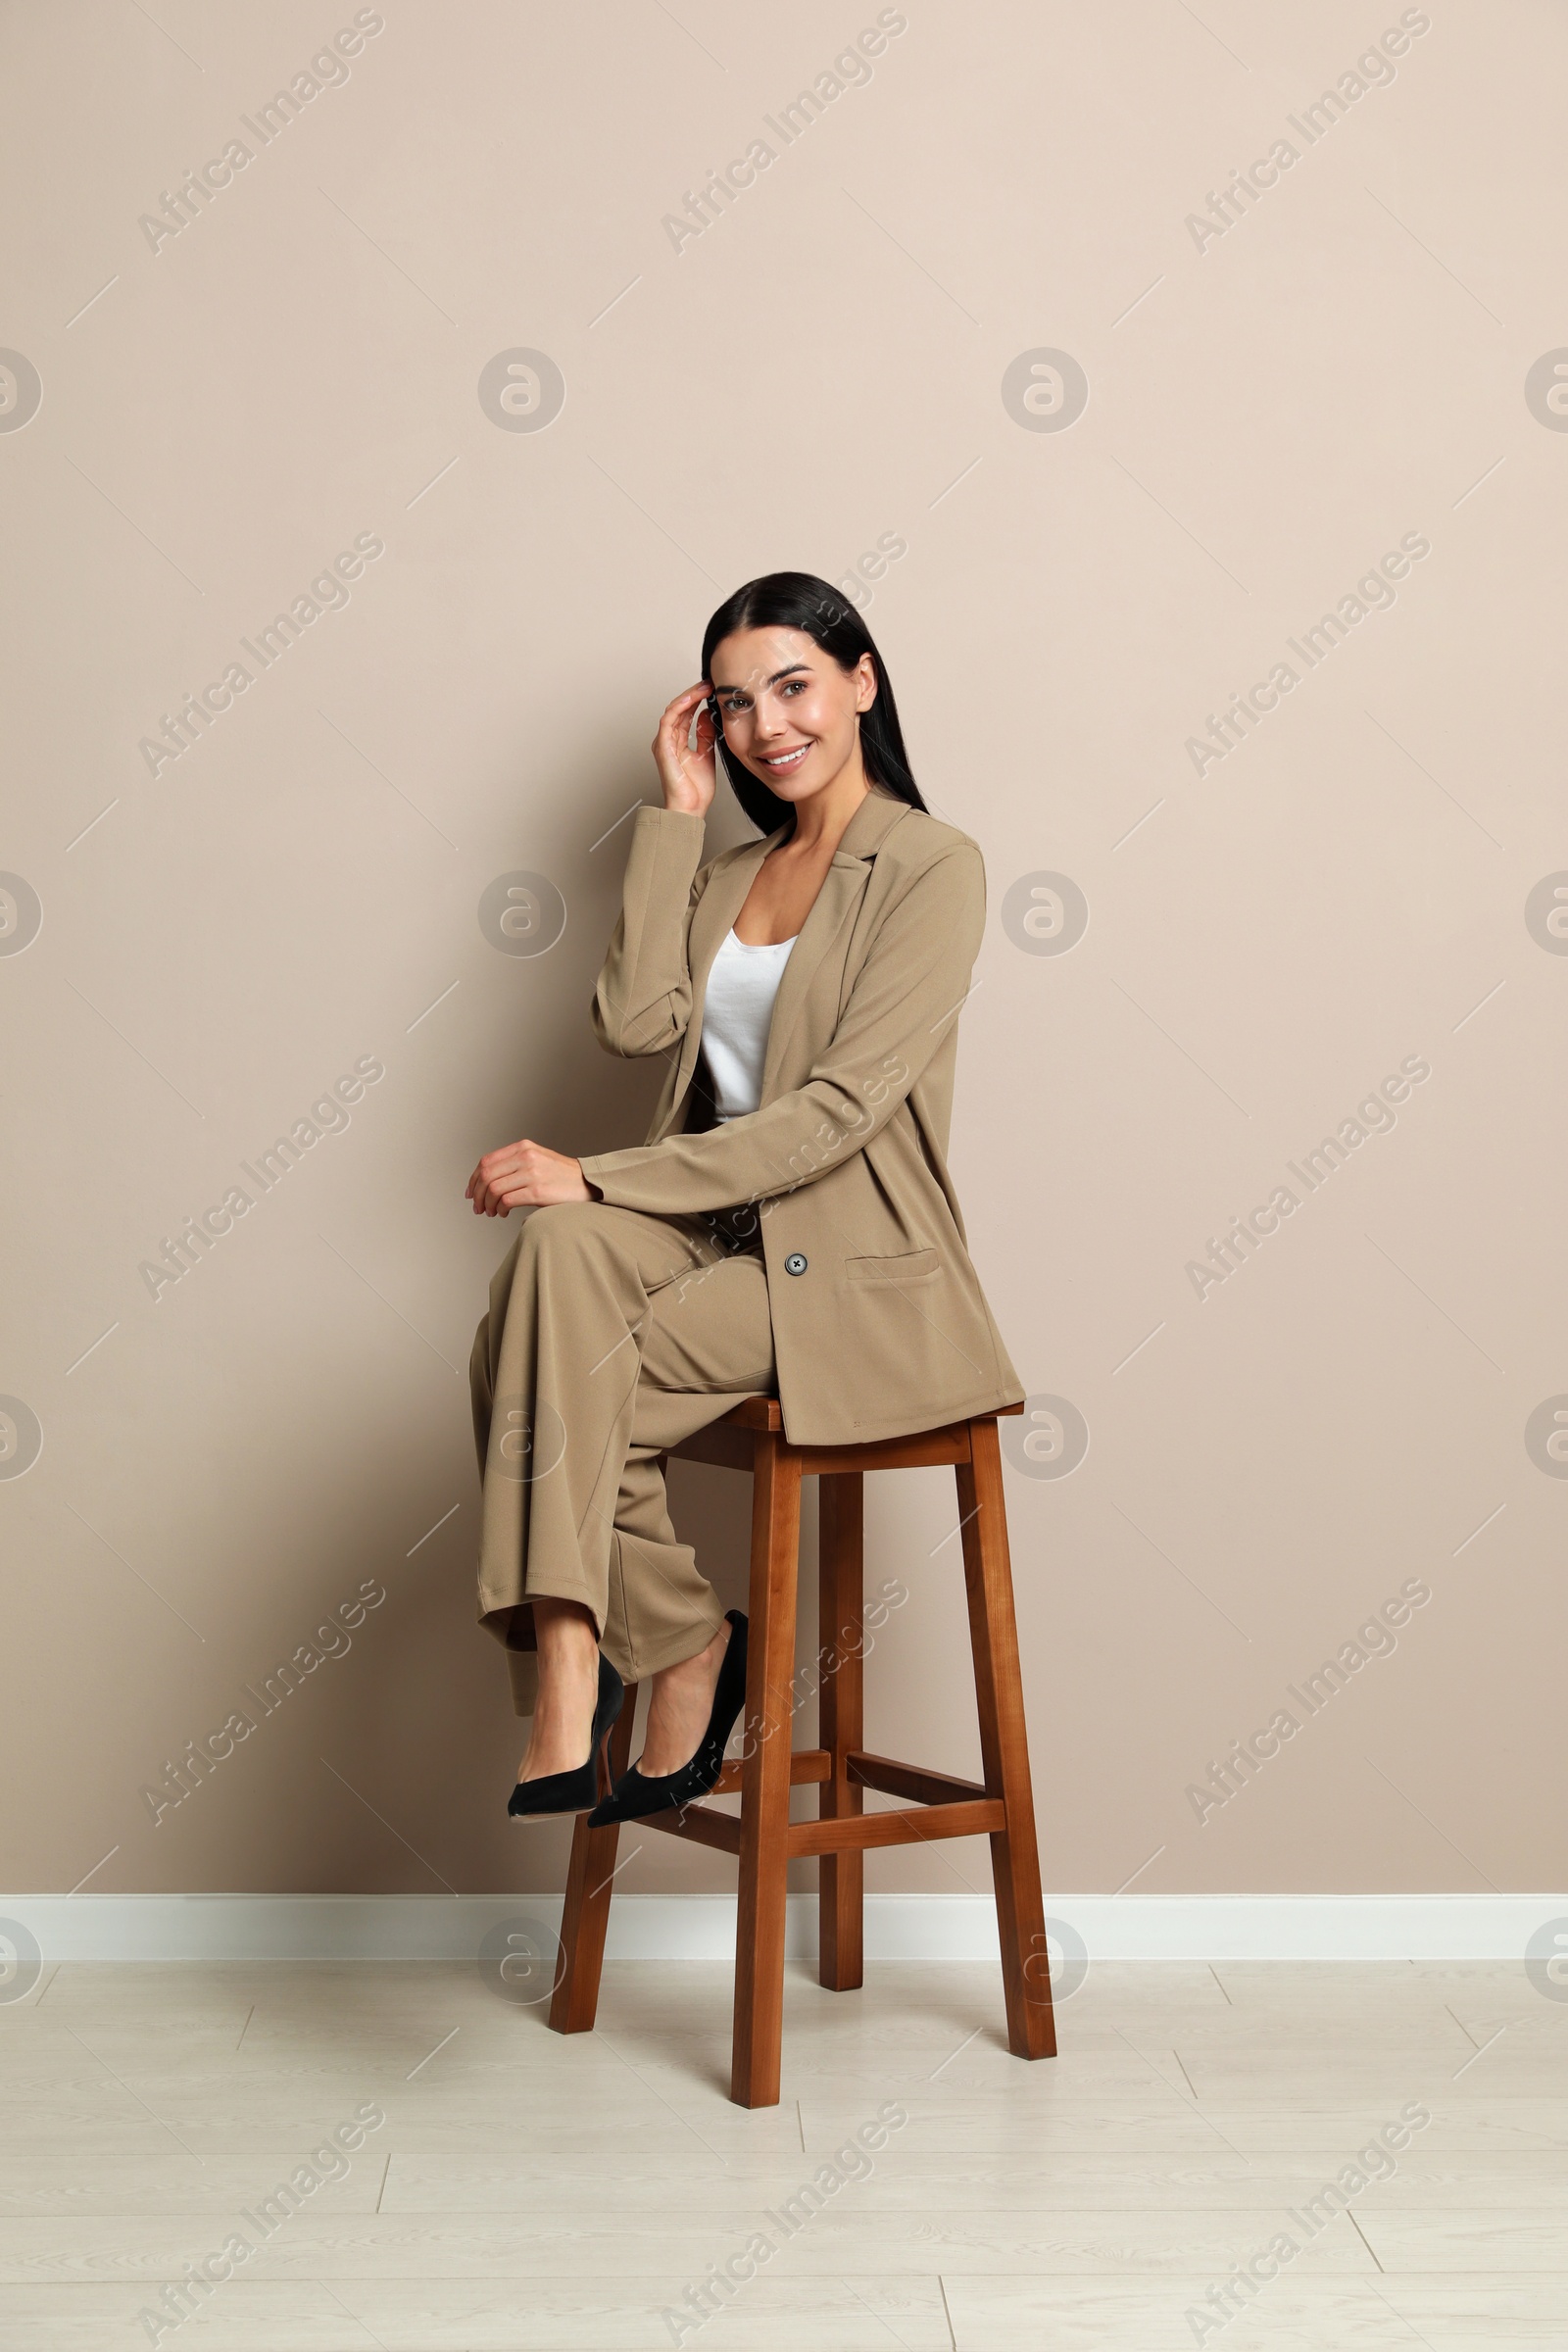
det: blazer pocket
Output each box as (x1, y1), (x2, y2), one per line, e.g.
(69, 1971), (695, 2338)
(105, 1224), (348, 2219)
(846, 1249), (943, 1285)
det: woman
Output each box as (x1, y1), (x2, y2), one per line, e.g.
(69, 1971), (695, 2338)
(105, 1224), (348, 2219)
(466, 572), (1024, 1826)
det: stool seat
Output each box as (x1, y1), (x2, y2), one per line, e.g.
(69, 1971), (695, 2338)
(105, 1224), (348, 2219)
(547, 1398), (1055, 2107)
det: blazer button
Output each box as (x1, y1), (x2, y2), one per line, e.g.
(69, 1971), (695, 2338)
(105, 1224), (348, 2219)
(784, 1252), (808, 1276)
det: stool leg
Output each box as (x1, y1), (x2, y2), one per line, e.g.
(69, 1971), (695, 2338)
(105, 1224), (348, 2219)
(731, 1433), (802, 2108)
(817, 1470), (864, 1992)
(956, 1418), (1056, 2060)
(548, 1690), (638, 2035)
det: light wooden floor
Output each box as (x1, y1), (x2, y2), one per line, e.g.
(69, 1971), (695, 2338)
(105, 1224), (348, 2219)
(1, 1954), (1564, 2348)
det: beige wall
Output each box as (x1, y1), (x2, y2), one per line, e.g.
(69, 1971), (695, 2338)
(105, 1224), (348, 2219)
(2, 0), (1564, 1907)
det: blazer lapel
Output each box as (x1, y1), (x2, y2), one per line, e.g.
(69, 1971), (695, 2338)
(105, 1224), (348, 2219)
(759, 791), (912, 1100)
(670, 826), (781, 1107)
(670, 791), (914, 1120)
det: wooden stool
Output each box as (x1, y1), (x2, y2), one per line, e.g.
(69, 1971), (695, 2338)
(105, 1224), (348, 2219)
(546, 1397), (1055, 2108)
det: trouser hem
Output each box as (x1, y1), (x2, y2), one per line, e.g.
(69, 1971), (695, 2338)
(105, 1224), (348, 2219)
(619, 1602), (729, 1687)
(516, 1572), (605, 1641)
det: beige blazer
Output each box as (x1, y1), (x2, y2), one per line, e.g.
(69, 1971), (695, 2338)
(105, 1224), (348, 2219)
(578, 787), (1025, 1446)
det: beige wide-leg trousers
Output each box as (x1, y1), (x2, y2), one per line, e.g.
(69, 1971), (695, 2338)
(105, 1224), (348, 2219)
(469, 1200), (775, 1716)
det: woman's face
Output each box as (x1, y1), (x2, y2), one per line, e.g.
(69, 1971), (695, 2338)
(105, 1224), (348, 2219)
(708, 626), (876, 804)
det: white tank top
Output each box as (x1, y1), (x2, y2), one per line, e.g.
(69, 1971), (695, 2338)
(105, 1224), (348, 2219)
(700, 928), (797, 1120)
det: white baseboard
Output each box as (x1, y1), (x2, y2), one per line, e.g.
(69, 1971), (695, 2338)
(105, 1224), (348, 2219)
(2, 1892), (1561, 1965)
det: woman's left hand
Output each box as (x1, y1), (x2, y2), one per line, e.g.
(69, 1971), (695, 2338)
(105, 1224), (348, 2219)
(466, 1139), (593, 1216)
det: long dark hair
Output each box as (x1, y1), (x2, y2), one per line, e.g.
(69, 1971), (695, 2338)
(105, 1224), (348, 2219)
(700, 571), (927, 836)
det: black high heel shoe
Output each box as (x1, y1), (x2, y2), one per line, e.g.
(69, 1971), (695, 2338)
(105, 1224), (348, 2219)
(508, 1651), (624, 1820)
(586, 1611), (748, 1828)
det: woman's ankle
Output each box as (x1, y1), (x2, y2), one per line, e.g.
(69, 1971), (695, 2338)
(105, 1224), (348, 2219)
(638, 1618), (730, 1776)
(517, 1617), (601, 1781)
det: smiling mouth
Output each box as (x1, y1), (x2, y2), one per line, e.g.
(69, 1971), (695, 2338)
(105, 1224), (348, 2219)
(759, 744), (810, 772)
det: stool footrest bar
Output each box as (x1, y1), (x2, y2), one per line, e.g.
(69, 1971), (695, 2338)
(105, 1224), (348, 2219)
(788, 1797), (1005, 1856)
(707, 1748), (831, 1798)
(642, 1803), (743, 1855)
(848, 1751), (989, 1808)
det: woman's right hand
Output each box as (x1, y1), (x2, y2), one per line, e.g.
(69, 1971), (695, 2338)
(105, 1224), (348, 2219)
(653, 681), (719, 816)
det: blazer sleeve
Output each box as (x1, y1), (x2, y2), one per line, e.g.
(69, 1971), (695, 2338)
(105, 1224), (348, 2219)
(579, 843), (985, 1217)
(590, 805), (709, 1059)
